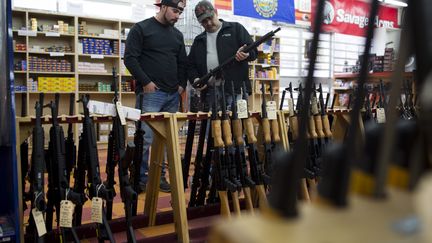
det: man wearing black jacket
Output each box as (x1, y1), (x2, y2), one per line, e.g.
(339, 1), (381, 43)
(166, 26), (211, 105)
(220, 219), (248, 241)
(124, 0), (187, 193)
(188, 0), (257, 106)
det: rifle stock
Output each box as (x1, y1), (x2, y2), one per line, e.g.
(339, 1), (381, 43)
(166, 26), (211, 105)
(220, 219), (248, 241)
(269, 82), (281, 142)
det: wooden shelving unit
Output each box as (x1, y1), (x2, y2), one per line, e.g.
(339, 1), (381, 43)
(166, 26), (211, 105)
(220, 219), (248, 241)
(11, 8), (137, 119)
(334, 71), (414, 80)
(332, 71), (415, 108)
(249, 35), (280, 112)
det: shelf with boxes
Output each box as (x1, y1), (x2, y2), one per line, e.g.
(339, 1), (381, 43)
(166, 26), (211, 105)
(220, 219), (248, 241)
(77, 17), (120, 96)
(11, 9), (141, 148)
(119, 20), (135, 98)
(249, 35), (280, 112)
(332, 71), (414, 108)
(11, 9), (141, 119)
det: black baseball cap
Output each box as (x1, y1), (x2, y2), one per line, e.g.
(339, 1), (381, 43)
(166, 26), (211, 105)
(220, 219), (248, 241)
(195, 0), (216, 23)
(155, 0), (186, 11)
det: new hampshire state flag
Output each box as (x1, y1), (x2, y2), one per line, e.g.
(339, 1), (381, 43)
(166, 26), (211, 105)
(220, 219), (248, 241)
(234, 0), (295, 23)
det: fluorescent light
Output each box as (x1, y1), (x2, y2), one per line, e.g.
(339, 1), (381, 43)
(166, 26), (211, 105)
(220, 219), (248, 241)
(379, 0), (408, 7)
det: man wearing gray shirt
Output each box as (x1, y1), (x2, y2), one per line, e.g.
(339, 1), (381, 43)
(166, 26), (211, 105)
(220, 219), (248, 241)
(187, 0), (257, 107)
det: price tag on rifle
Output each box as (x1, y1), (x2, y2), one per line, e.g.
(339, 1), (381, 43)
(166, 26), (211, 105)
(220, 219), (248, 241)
(236, 99), (248, 119)
(116, 101), (127, 125)
(288, 99), (294, 117)
(311, 97), (319, 115)
(59, 200), (75, 228)
(376, 108), (386, 123)
(31, 208), (47, 237)
(266, 101), (277, 120)
(91, 197), (103, 224)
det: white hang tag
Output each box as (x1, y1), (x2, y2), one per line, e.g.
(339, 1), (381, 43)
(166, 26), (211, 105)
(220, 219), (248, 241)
(90, 54), (104, 59)
(116, 101), (127, 125)
(49, 52), (65, 57)
(376, 108), (386, 123)
(236, 99), (248, 119)
(45, 32), (60, 37)
(311, 97), (319, 115)
(91, 197), (103, 224)
(31, 208), (47, 237)
(59, 200), (75, 228)
(266, 101), (277, 120)
(288, 98), (294, 117)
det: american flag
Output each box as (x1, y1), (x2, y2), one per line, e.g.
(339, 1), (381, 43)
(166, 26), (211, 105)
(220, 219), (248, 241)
(214, 0), (232, 11)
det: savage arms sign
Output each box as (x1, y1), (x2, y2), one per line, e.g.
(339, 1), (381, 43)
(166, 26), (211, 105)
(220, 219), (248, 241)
(312, 0), (399, 36)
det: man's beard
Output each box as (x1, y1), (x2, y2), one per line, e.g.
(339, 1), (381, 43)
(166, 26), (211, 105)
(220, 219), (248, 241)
(164, 13), (176, 26)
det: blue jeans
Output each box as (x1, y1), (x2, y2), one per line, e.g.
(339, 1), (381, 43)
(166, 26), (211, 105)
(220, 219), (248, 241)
(135, 90), (179, 185)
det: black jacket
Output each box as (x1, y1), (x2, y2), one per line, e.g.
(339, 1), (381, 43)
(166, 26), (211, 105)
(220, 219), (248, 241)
(187, 20), (257, 95)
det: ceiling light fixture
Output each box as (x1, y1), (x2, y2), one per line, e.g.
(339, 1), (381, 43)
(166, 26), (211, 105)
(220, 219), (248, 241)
(379, 0), (408, 8)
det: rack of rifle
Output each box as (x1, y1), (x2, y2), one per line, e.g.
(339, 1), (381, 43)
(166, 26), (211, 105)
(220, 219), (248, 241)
(209, 0), (429, 241)
(19, 73), (420, 242)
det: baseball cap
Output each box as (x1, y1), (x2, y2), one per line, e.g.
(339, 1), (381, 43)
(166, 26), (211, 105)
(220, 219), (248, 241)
(155, 0), (186, 11)
(194, 0), (216, 23)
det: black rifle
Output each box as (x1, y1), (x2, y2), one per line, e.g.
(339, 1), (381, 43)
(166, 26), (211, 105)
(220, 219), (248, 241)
(119, 143), (137, 243)
(230, 80), (255, 212)
(220, 81), (242, 214)
(182, 92), (199, 190)
(73, 95), (87, 227)
(400, 80), (416, 120)
(379, 79), (386, 110)
(242, 83), (269, 207)
(112, 67), (137, 242)
(194, 93), (215, 206)
(406, 80), (416, 119)
(44, 101), (83, 242)
(189, 96), (210, 207)
(269, 0), (329, 216)
(131, 94), (144, 216)
(310, 84), (325, 177)
(287, 83), (299, 141)
(26, 97), (46, 243)
(261, 82), (272, 179)
(294, 83), (311, 137)
(318, 84), (332, 138)
(77, 95), (116, 242)
(193, 28), (281, 88)
(294, 85), (316, 180)
(260, 82), (274, 180)
(280, 88), (286, 110)
(194, 120), (214, 206)
(363, 90), (374, 122)
(374, 80), (386, 122)
(317, 0), (381, 205)
(109, 67), (137, 242)
(105, 68), (119, 220)
(331, 93), (337, 110)
(65, 93), (76, 183)
(268, 81), (281, 144)
(212, 84), (237, 216)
